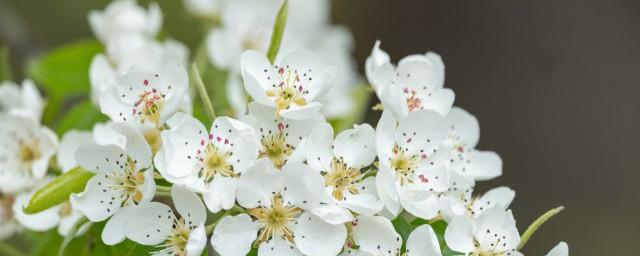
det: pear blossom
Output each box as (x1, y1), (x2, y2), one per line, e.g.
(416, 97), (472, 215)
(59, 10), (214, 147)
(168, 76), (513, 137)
(71, 123), (155, 245)
(124, 185), (207, 256)
(546, 242), (569, 256)
(240, 50), (335, 119)
(444, 107), (502, 181)
(305, 123), (383, 223)
(182, 0), (224, 18)
(343, 214), (441, 256)
(88, 0), (162, 43)
(0, 114), (57, 194)
(366, 41), (455, 118)
(90, 34), (189, 106)
(99, 62), (189, 128)
(375, 110), (450, 219)
(14, 193), (90, 237)
(212, 159), (346, 256)
(155, 114), (258, 213)
(445, 206), (521, 256)
(0, 80), (43, 121)
(242, 102), (325, 169)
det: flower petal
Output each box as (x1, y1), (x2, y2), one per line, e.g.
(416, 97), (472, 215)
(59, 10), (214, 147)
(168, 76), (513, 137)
(310, 204), (354, 225)
(406, 224), (442, 256)
(172, 185), (206, 226)
(444, 216), (475, 253)
(305, 123), (334, 172)
(212, 214), (261, 256)
(352, 215), (401, 256)
(282, 162), (330, 210)
(333, 124), (376, 169)
(292, 212), (346, 256)
(236, 158), (283, 208)
(124, 202), (175, 245)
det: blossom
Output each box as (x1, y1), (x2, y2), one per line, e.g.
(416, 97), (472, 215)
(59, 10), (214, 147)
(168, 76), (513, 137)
(444, 107), (502, 181)
(0, 114), (57, 194)
(439, 172), (515, 222)
(88, 0), (162, 43)
(445, 206), (521, 256)
(0, 80), (43, 121)
(374, 110), (450, 219)
(211, 159), (346, 256)
(99, 62), (189, 127)
(242, 102), (325, 169)
(366, 41), (454, 118)
(240, 50), (335, 119)
(124, 185), (207, 256)
(0, 194), (21, 240)
(182, 0), (223, 18)
(343, 214), (441, 256)
(71, 123), (155, 245)
(155, 114), (258, 212)
(305, 123), (383, 222)
(90, 34), (189, 106)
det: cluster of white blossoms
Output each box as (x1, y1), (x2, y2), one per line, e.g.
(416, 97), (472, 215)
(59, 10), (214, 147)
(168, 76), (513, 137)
(0, 0), (569, 255)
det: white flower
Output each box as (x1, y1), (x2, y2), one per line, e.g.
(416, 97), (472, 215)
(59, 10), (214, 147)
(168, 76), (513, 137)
(57, 130), (94, 172)
(91, 34), (189, 108)
(125, 185), (207, 256)
(0, 80), (43, 121)
(444, 107), (502, 181)
(546, 242), (569, 256)
(343, 215), (441, 256)
(305, 123), (383, 222)
(242, 102), (325, 169)
(14, 194), (90, 237)
(374, 110), (450, 219)
(155, 114), (258, 213)
(99, 62), (189, 127)
(240, 50), (335, 119)
(206, 0), (274, 71)
(439, 171), (515, 222)
(366, 41), (455, 118)
(182, 0), (224, 18)
(0, 114), (57, 194)
(212, 159), (346, 256)
(88, 0), (162, 43)
(0, 194), (21, 240)
(445, 206), (521, 256)
(70, 123), (155, 245)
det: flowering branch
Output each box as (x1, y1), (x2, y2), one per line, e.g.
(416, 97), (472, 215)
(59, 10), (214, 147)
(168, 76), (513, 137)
(191, 63), (216, 122)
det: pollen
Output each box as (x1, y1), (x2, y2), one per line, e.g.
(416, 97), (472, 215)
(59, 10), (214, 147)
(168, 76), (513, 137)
(259, 133), (293, 169)
(265, 67), (308, 118)
(247, 194), (301, 246)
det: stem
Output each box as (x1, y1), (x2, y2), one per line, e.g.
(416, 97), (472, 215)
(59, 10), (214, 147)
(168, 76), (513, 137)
(155, 185), (172, 197)
(0, 242), (22, 256)
(517, 206), (565, 250)
(191, 63), (216, 122)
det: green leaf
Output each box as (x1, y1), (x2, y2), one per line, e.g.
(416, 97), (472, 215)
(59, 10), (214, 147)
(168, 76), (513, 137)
(27, 40), (102, 96)
(392, 215), (413, 252)
(266, 0), (289, 64)
(56, 100), (108, 136)
(23, 167), (94, 214)
(0, 242), (23, 256)
(0, 45), (13, 81)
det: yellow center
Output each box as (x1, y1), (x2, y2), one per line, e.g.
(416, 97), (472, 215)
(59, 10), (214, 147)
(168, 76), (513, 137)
(260, 133), (293, 169)
(247, 194), (301, 246)
(159, 217), (191, 256)
(389, 146), (421, 185)
(323, 159), (362, 201)
(200, 144), (236, 183)
(109, 159), (147, 205)
(265, 68), (307, 118)
(18, 140), (40, 167)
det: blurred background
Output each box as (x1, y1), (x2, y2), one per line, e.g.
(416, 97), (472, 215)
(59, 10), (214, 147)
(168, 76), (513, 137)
(1, 0), (638, 254)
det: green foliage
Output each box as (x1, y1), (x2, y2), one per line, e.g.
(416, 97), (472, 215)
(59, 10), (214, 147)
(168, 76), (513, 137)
(23, 167), (94, 214)
(26, 40), (103, 125)
(56, 100), (108, 136)
(266, 0), (289, 64)
(0, 45), (13, 81)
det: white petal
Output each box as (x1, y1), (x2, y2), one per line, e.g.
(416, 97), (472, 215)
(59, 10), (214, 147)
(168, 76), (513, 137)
(399, 188), (440, 220)
(282, 162), (330, 210)
(379, 83), (409, 119)
(375, 166), (401, 217)
(186, 224), (207, 256)
(341, 191), (384, 216)
(352, 215), (402, 256)
(124, 202), (175, 245)
(75, 143), (127, 174)
(305, 123), (334, 172)
(396, 110), (448, 156)
(375, 110), (397, 167)
(70, 175), (122, 221)
(258, 235), (302, 256)
(406, 225), (441, 256)
(236, 158), (283, 209)
(57, 130), (93, 172)
(102, 206), (130, 245)
(172, 185), (206, 226)
(546, 242), (569, 256)
(202, 175), (238, 213)
(13, 193), (60, 231)
(292, 212), (346, 256)
(425, 88), (455, 116)
(279, 102), (324, 120)
(113, 123), (152, 169)
(444, 216), (475, 253)
(445, 107), (480, 149)
(212, 214), (261, 256)
(310, 204), (354, 225)
(455, 150), (502, 181)
(473, 186), (515, 215)
(334, 124), (376, 169)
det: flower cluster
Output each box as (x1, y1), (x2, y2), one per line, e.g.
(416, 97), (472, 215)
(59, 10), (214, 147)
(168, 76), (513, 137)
(0, 0), (568, 255)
